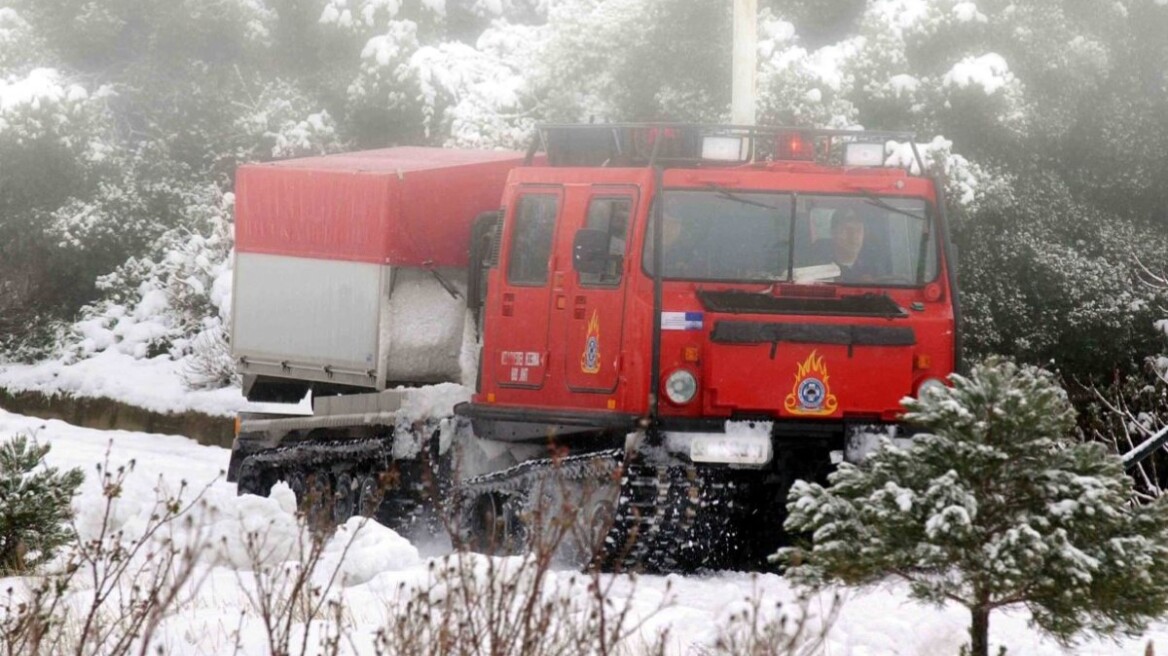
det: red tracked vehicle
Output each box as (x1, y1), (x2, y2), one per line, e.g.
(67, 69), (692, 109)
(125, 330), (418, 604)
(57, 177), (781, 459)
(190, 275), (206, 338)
(228, 124), (960, 570)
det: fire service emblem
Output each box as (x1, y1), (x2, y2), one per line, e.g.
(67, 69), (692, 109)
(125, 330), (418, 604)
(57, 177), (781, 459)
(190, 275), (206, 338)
(581, 310), (601, 374)
(784, 350), (839, 416)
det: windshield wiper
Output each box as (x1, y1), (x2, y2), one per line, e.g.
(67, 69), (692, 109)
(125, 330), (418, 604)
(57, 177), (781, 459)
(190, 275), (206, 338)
(850, 186), (927, 225)
(705, 183), (784, 211)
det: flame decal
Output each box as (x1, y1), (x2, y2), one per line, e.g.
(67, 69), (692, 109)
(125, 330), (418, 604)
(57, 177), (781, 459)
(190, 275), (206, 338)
(580, 310), (601, 374)
(784, 349), (839, 416)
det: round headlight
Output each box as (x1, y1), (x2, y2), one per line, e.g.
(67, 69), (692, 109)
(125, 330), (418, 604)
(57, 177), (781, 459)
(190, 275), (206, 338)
(664, 369), (698, 405)
(916, 377), (947, 400)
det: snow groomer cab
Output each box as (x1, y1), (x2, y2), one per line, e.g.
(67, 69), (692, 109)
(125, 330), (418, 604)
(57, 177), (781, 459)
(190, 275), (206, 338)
(462, 122), (959, 478)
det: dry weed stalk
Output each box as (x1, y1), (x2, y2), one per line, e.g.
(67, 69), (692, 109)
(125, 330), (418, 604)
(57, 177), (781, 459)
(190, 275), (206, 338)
(374, 456), (671, 656)
(236, 474), (367, 656)
(700, 576), (841, 656)
(0, 444), (217, 655)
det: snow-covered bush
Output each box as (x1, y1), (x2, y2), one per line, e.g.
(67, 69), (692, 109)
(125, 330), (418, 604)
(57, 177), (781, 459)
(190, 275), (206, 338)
(66, 186), (238, 389)
(0, 435), (83, 573)
(408, 22), (544, 149)
(0, 451), (217, 655)
(706, 582), (839, 656)
(780, 358), (1168, 656)
(0, 7), (44, 76)
(756, 11), (859, 129)
(0, 67), (118, 359)
(956, 174), (1168, 377)
(232, 79), (346, 161)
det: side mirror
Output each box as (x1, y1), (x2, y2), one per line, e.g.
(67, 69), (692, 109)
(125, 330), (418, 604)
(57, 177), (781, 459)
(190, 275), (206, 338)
(466, 211), (501, 334)
(573, 228), (609, 275)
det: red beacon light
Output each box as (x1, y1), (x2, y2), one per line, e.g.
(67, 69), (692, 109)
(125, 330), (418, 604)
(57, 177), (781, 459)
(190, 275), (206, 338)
(776, 131), (815, 161)
(644, 126), (678, 144)
(634, 126), (684, 159)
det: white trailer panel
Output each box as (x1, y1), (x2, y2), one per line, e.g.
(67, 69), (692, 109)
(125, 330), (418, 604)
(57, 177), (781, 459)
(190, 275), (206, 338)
(234, 252), (381, 373)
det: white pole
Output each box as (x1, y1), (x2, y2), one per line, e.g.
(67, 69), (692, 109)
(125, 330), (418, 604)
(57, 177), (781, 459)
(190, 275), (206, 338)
(731, 0), (757, 126)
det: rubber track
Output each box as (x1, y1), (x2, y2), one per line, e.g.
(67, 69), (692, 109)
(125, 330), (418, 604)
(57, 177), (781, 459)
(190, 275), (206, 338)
(235, 437), (431, 528)
(238, 440), (751, 572)
(456, 449), (723, 572)
(239, 437), (391, 474)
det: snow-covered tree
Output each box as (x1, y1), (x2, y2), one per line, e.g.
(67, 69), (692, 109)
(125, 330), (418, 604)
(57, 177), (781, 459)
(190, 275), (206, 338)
(780, 358), (1168, 656)
(0, 435), (84, 574)
(956, 172), (1168, 376)
(0, 0), (344, 363)
(755, 10), (859, 128)
(536, 0), (731, 123)
(0, 65), (119, 358)
(230, 79), (346, 161)
(0, 0), (1166, 398)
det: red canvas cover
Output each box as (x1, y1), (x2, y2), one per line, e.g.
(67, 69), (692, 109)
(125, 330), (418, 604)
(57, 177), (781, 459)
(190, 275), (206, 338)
(234, 147), (526, 266)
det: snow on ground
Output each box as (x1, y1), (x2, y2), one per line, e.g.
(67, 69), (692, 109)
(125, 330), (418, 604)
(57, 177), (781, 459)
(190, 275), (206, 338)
(0, 350), (472, 421)
(0, 350), (253, 417)
(1, 408), (1166, 654)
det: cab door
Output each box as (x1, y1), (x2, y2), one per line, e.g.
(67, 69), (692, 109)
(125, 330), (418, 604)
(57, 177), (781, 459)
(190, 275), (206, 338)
(562, 187), (637, 393)
(492, 187), (563, 390)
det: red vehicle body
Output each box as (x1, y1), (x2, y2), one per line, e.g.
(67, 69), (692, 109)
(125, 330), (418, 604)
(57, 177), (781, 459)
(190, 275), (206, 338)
(459, 125), (959, 450)
(229, 124), (961, 570)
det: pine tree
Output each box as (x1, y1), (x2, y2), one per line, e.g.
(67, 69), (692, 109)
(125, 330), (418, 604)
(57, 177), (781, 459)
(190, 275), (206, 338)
(780, 358), (1168, 656)
(0, 435), (84, 573)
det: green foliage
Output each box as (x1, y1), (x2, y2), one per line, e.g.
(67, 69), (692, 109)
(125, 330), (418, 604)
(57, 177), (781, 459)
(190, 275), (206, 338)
(67, 184), (236, 365)
(1, 0), (1167, 395)
(956, 172), (1168, 378)
(0, 435), (84, 573)
(823, 0), (1168, 383)
(762, 0), (863, 49)
(781, 358), (1168, 653)
(0, 0), (350, 363)
(539, 0), (731, 123)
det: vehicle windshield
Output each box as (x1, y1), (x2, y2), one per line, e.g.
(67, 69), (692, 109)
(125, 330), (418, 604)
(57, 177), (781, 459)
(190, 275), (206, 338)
(643, 190), (936, 286)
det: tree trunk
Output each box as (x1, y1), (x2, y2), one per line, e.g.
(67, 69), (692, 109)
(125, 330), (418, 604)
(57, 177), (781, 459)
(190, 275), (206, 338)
(970, 605), (990, 656)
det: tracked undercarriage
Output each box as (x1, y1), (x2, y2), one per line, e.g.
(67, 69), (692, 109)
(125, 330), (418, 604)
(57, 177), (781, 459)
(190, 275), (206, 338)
(230, 417), (797, 572)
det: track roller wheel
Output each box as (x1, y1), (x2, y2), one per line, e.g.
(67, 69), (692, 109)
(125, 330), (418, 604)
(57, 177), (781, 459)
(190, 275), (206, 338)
(307, 473), (333, 526)
(333, 472), (356, 524)
(465, 492), (522, 555)
(567, 497), (617, 570)
(286, 470), (308, 506)
(235, 456), (272, 497)
(357, 474), (384, 518)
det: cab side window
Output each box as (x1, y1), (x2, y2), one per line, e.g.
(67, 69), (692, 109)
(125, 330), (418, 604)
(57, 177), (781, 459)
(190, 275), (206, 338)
(506, 194), (559, 285)
(579, 197), (631, 287)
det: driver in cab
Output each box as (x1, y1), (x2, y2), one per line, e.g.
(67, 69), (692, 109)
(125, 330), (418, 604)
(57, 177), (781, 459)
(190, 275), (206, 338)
(811, 209), (875, 282)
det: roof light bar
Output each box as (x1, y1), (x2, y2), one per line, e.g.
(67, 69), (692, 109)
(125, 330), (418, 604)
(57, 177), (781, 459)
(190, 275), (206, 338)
(701, 135), (750, 162)
(845, 142), (886, 167)
(776, 131), (814, 161)
(532, 123), (924, 171)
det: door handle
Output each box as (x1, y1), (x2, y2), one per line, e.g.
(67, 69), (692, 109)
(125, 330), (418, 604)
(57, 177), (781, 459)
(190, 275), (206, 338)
(573, 295), (586, 320)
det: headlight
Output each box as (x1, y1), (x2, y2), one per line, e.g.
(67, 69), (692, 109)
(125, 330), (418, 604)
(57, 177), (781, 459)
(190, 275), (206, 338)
(664, 369), (698, 405)
(916, 377), (947, 400)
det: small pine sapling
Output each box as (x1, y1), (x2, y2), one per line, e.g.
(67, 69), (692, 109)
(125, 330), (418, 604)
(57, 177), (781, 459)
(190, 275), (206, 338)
(779, 358), (1168, 656)
(0, 434), (84, 573)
